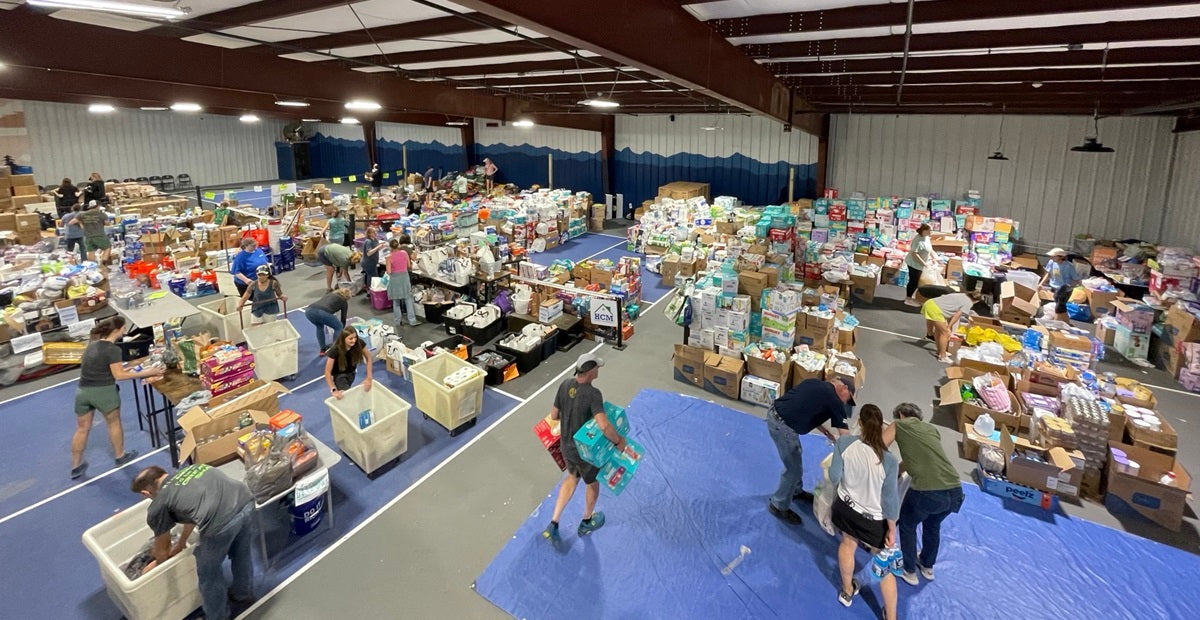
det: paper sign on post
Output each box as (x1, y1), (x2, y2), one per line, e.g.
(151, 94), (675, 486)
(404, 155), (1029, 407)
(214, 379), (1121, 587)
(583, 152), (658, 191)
(203, 192), (216, 200)
(333, 177), (342, 184)
(253, 186), (263, 193)
(382, 172), (390, 179)
(69, 318), (96, 339)
(590, 298), (619, 327)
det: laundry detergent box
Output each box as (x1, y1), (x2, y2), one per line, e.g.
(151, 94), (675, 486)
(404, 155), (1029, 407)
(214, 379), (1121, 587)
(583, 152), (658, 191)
(601, 438), (644, 495)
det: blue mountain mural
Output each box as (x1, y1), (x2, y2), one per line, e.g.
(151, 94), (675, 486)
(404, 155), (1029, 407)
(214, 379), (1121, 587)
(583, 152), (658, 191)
(476, 143), (602, 200)
(615, 148), (816, 213)
(378, 138), (465, 184)
(308, 132), (370, 179)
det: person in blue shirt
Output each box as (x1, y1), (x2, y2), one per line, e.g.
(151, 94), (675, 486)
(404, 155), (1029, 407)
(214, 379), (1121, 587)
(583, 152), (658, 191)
(229, 237), (268, 298)
(1040, 247), (1081, 322)
(765, 377), (855, 524)
(324, 209), (349, 246)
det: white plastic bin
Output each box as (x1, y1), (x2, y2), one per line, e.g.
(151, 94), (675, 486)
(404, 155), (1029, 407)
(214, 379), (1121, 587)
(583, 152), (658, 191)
(197, 297), (254, 344)
(410, 352), (486, 435)
(243, 318), (301, 381)
(325, 382), (411, 475)
(82, 499), (201, 620)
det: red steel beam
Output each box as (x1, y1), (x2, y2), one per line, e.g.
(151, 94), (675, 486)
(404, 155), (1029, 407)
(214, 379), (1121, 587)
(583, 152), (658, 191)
(709, 0), (1198, 37)
(744, 17), (1200, 60)
(797, 80), (1200, 94)
(454, 0), (795, 123)
(0, 10), (606, 132)
(766, 46), (1200, 76)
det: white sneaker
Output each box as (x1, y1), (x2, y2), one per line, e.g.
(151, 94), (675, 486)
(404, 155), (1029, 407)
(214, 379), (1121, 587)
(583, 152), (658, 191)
(899, 571), (920, 586)
(904, 298), (920, 307)
(937, 356), (952, 364)
(920, 565), (935, 581)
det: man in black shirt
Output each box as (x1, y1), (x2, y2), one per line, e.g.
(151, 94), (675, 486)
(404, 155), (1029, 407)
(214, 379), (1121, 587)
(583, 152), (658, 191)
(766, 377), (856, 524)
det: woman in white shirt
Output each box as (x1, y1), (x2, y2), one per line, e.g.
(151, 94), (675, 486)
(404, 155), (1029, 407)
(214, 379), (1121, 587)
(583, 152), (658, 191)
(904, 224), (935, 306)
(830, 404), (901, 619)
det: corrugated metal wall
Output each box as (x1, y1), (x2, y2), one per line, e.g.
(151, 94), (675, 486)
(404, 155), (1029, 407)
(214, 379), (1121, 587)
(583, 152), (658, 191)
(828, 114), (1176, 249)
(22, 100), (283, 187)
(1161, 131), (1200, 248)
(376, 122), (464, 181)
(305, 121), (370, 179)
(474, 120), (603, 198)
(614, 114), (819, 210)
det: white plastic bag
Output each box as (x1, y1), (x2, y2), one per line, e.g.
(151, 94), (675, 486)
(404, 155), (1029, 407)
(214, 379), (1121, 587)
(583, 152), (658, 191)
(813, 453), (836, 536)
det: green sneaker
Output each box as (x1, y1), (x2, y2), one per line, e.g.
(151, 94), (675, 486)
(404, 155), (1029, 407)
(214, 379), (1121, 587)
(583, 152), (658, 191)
(577, 512), (606, 536)
(542, 522), (560, 544)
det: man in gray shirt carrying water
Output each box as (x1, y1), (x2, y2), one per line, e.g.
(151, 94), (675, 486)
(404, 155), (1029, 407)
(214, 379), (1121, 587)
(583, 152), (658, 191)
(132, 464), (254, 620)
(542, 353), (635, 544)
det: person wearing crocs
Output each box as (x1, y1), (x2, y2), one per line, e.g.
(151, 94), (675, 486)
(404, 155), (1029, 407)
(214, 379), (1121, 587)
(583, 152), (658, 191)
(765, 377), (855, 525)
(830, 405), (900, 620)
(542, 353), (634, 544)
(132, 464), (254, 620)
(70, 317), (160, 479)
(920, 290), (981, 363)
(884, 403), (964, 587)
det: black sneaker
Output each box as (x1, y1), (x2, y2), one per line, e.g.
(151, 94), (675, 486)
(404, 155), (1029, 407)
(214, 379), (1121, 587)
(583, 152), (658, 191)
(70, 462), (88, 480)
(793, 490), (815, 503)
(114, 451), (139, 467)
(768, 503), (803, 525)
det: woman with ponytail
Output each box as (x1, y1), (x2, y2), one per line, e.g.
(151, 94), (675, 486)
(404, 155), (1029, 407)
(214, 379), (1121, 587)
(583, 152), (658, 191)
(70, 317), (164, 479)
(829, 404), (901, 619)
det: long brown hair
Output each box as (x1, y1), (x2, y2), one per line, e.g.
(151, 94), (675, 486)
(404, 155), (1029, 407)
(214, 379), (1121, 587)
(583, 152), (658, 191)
(90, 316), (126, 341)
(331, 326), (365, 372)
(858, 404), (887, 463)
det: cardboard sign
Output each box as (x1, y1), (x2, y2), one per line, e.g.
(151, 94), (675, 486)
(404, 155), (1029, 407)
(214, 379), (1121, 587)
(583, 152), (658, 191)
(590, 298), (619, 327)
(56, 303), (79, 326)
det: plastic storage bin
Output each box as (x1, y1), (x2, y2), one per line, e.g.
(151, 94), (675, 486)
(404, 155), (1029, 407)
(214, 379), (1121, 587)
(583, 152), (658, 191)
(369, 288), (392, 311)
(326, 382), (411, 475)
(410, 352), (486, 436)
(422, 302), (452, 324)
(117, 332), (153, 362)
(468, 349), (517, 386)
(82, 499), (201, 620)
(462, 317), (504, 345)
(242, 318), (301, 382)
(539, 328), (559, 361)
(430, 334), (474, 360)
(496, 332), (543, 374)
(198, 297), (255, 343)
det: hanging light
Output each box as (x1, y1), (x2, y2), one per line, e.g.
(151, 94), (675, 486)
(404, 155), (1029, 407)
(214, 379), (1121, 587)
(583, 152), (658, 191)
(512, 119), (534, 128)
(140, 106), (168, 111)
(445, 119), (470, 126)
(340, 117), (360, 125)
(239, 114), (260, 123)
(28, 0), (188, 20)
(1071, 110), (1115, 153)
(988, 107), (1010, 161)
(275, 100), (310, 108)
(170, 102), (202, 112)
(87, 103), (115, 114)
(579, 97), (620, 109)
(345, 100), (382, 111)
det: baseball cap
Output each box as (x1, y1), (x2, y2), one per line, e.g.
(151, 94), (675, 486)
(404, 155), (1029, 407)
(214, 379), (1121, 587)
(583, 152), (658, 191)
(1046, 247), (1067, 257)
(833, 377), (857, 406)
(256, 265), (272, 276)
(574, 352), (605, 374)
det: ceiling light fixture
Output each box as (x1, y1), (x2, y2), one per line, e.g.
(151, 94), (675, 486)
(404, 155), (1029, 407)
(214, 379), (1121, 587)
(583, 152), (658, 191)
(301, 118), (321, 122)
(240, 114), (260, 123)
(512, 119), (535, 128)
(579, 97), (620, 109)
(988, 106), (1010, 161)
(87, 103), (115, 114)
(275, 100), (310, 108)
(140, 106), (168, 111)
(445, 119), (470, 126)
(28, 0), (189, 20)
(340, 117), (360, 125)
(344, 100), (382, 111)
(1071, 111), (1115, 153)
(170, 102), (202, 112)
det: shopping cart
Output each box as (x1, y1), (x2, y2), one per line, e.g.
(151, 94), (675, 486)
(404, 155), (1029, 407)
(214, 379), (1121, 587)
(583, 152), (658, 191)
(240, 298), (300, 382)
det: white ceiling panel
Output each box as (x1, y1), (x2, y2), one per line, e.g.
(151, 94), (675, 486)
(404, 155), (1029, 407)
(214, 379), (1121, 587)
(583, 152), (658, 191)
(686, 0), (898, 21)
(279, 51), (335, 62)
(181, 32), (259, 49)
(398, 51), (572, 71)
(218, 0), (465, 43)
(49, 9), (155, 31)
(352, 66), (395, 73)
(329, 28), (519, 58)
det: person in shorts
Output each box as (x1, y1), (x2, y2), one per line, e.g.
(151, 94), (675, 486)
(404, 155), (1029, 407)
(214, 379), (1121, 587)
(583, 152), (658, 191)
(77, 200), (111, 265)
(238, 264), (285, 326)
(920, 290), (981, 363)
(542, 353), (634, 544)
(830, 404), (900, 620)
(1040, 247), (1081, 322)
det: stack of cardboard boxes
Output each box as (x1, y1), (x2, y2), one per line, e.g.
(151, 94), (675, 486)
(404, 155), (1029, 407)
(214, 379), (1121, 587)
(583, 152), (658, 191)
(0, 171), (47, 216)
(0, 212), (44, 245)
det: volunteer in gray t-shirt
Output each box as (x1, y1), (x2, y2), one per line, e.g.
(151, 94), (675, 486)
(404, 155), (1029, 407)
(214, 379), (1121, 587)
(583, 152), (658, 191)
(541, 353), (635, 545)
(69, 317), (161, 480)
(132, 464), (254, 620)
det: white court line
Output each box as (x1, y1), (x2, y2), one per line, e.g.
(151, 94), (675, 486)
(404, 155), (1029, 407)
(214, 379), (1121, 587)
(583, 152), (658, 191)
(0, 376), (80, 406)
(592, 232), (628, 240)
(574, 240), (626, 262)
(856, 324), (1200, 399)
(487, 386), (526, 403)
(236, 341), (607, 619)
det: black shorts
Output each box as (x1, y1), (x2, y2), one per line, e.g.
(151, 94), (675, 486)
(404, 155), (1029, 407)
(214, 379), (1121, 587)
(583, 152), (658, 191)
(333, 373), (355, 390)
(564, 455), (599, 484)
(832, 496), (887, 550)
(1054, 285), (1072, 314)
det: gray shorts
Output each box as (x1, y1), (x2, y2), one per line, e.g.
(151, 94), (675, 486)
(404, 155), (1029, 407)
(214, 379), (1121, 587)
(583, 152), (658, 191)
(564, 454), (599, 485)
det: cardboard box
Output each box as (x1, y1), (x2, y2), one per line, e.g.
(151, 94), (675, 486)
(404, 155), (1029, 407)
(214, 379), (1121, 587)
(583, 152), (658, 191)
(11, 185), (38, 197)
(998, 281), (1039, 324)
(1002, 431), (1084, 498)
(961, 422), (1021, 462)
(672, 343), (707, 388)
(1048, 331), (1094, 356)
(835, 328), (856, 353)
(1085, 287), (1119, 318)
(538, 298), (563, 323)
(660, 255), (679, 286)
(9, 174), (34, 186)
(791, 359), (825, 388)
(14, 213), (39, 232)
(1163, 302), (1200, 343)
(703, 352), (745, 400)
(1113, 299), (1154, 334)
(738, 270), (769, 298)
(746, 354), (790, 388)
(760, 266), (780, 288)
(533, 415), (566, 471)
(1106, 442), (1192, 531)
(591, 268), (614, 288)
(945, 257), (964, 282)
(0, 213), (16, 232)
(849, 272), (878, 304)
(795, 323), (832, 349)
(939, 378), (1027, 431)
(976, 467), (1059, 511)
(1009, 254), (1041, 273)
(179, 405), (274, 466)
(826, 353), (865, 390)
(1095, 321), (1117, 348)
(1125, 412), (1177, 453)
(740, 375), (781, 408)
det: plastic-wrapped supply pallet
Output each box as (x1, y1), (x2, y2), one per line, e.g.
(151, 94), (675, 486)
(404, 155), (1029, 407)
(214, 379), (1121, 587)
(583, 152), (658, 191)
(325, 382), (411, 475)
(1037, 415), (1078, 451)
(82, 500), (202, 620)
(1064, 397), (1110, 497)
(410, 352), (486, 435)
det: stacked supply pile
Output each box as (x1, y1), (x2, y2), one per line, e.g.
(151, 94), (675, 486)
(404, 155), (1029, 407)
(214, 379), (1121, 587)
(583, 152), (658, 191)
(1063, 397), (1111, 499)
(200, 345), (256, 397)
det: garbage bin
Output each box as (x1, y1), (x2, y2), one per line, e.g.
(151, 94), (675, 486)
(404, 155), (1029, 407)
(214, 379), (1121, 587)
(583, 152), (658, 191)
(198, 297), (255, 344)
(82, 499), (202, 620)
(410, 352), (486, 436)
(325, 382), (411, 475)
(242, 318), (301, 382)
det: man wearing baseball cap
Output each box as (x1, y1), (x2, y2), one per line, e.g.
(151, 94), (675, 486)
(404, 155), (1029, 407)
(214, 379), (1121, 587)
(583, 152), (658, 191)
(543, 352), (634, 544)
(1039, 248), (1081, 322)
(765, 377), (856, 525)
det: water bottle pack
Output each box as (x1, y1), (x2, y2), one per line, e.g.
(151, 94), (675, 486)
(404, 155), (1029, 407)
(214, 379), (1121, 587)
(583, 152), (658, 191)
(870, 547), (904, 580)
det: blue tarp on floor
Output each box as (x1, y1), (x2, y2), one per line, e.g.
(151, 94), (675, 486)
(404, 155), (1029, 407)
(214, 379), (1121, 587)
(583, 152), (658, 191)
(475, 389), (1200, 620)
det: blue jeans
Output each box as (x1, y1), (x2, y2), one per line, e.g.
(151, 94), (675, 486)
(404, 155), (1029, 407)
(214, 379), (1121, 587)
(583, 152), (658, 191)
(898, 486), (964, 572)
(766, 409), (804, 511)
(196, 504), (254, 620)
(305, 307), (343, 351)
